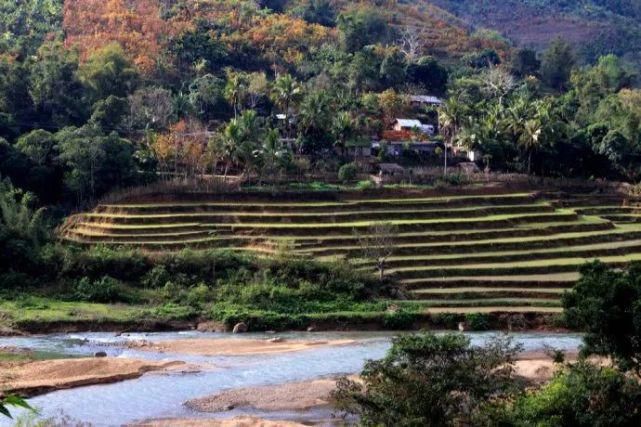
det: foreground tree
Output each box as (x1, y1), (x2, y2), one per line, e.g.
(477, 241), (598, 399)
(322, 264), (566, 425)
(332, 333), (521, 426)
(0, 395), (32, 419)
(563, 261), (641, 374)
(504, 361), (641, 426)
(354, 222), (397, 281)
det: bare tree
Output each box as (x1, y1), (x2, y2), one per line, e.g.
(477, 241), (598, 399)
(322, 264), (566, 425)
(127, 87), (174, 131)
(398, 26), (421, 60)
(354, 222), (398, 281)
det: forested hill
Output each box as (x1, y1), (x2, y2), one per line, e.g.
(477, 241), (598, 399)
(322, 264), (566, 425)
(428, 0), (641, 64)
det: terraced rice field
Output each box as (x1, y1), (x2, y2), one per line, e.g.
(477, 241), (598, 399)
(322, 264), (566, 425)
(61, 191), (641, 314)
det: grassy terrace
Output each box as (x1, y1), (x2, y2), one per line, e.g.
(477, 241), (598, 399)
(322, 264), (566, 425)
(60, 191), (641, 314)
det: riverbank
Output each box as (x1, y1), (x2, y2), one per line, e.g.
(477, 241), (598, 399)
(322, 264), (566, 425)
(0, 298), (565, 336)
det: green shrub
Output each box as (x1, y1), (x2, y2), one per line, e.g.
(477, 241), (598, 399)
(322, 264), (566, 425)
(430, 313), (462, 329)
(74, 276), (124, 303)
(355, 180), (374, 190)
(142, 265), (170, 289)
(383, 309), (419, 329)
(185, 283), (213, 308)
(146, 303), (198, 321)
(466, 313), (491, 331)
(338, 163), (358, 182)
(505, 362), (641, 426)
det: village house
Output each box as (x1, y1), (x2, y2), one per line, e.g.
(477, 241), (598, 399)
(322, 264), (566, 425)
(392, 119), (435, 136)
(408, 95), (443, 109)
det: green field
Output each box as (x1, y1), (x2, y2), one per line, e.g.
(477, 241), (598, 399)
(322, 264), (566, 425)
(61, 191), (641, 314)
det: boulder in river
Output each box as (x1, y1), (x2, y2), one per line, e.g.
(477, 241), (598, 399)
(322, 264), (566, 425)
(232, 322), (248, 334)
(94, 351), (108, 358)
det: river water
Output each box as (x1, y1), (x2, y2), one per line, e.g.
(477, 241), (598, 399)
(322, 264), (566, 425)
(0, 331), (583, 426)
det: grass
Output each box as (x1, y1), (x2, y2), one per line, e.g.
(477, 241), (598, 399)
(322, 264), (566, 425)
(0, 298), (147, 324)
(400, 273), (581, 284)
(425, 306), (564, 314)
(398, 298), (563, 308)
(101, 192), (537, 209)
(412, 287), (567, 294)
(353, 238), (641, 266)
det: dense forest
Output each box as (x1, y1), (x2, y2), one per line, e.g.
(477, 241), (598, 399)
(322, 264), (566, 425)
(0, 0), (640, 208)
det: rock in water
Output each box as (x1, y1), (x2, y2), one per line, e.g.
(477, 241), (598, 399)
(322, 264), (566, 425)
(232, 322), (248, 334)
(94, 351), (108, 358)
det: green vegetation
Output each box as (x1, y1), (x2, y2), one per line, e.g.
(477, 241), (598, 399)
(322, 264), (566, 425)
(332, 333), (521, 426)
(58, 191), (641, 315)
(563, 261), (641, 374)
(335, 332), (641, 427)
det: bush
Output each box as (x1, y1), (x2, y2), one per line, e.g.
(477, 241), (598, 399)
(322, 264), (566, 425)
(332, 333), (522, 426)
(504, 362), (641, 426)
(338, 162), (358, 183)
(563, 261), (641, 373)
(382, 309), (418, 329)
(141, 265), (170, 289)
(74, 275), (124, 303)
(466, 313), (491, 331)
(184, 283), (213, 308)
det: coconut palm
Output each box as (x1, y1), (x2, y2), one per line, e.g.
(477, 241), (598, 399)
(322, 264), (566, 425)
(331, 111), (356, 156)
(270, 74), (302, 138)
(224, 69), (249, 119)
(438, 97), (468, 176)
(519, 118), (543, 174)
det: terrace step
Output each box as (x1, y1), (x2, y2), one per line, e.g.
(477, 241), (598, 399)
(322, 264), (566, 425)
(398, 298), (562, 308)
(96, 193), (540, 214)
(84, 204), (555, 225)
(425, 306), (563, 314)
(400, 273), (580, 289)
(149, 212), (581, 236)
(356, 239), (641, 269)
(302, 227), (638, 258)
(389, 253), (641, 279)
(410, 288), (566, 300)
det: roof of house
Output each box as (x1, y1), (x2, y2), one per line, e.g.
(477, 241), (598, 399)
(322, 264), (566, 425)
(394, 119), (423, 128)
(379, 163), (406, 173)
(409, 95), (443, 105)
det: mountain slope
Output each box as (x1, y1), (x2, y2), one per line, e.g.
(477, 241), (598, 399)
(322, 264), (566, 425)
(428, 0), (641, 63)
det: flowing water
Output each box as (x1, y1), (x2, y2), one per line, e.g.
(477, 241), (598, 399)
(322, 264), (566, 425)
(0, 331), (583, 426)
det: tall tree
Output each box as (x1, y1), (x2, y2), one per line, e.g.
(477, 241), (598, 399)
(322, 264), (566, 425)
(541, 38), (576, 92)
(78, 42), (139, 105)
(270, 74), (302, 138)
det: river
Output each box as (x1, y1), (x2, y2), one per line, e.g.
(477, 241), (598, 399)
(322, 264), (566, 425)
(0, 331), (583, 426)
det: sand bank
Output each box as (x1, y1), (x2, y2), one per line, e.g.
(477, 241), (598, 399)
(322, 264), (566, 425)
(128, 338), (355, 356)
(133, 416), (305, 427)
(0, 357), (184, 397)
(186, 377), (345, 413)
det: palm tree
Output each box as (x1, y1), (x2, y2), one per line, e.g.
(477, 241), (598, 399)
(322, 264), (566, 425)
(519, 119), (543, 174)
(331, 111), (355, 156)
(224, 69), (249, 119)
(270, 74), (302, 138)
(438, 97), (467, 176)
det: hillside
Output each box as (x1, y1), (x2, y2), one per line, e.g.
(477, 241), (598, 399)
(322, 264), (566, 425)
(428, 0), (641, 63)
(61, 189), (641, 315)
